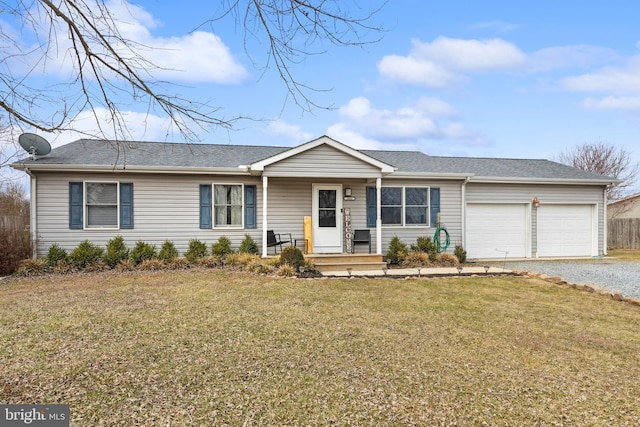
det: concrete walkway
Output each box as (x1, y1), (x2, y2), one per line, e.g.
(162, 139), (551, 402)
(321, 265), (511, 277)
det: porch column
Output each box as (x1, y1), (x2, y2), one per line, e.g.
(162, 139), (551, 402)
(376, 177), (382, 255)
(262, 176), (268, 257)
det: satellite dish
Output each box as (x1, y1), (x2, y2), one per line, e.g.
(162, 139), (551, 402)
(18, 133), (51, 160)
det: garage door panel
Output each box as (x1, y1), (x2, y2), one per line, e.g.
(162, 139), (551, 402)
(466, 204), (528, 259)
(538, 205), (593, 257)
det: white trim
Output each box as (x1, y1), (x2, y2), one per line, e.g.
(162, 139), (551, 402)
(249, 135), (396, 173)
(212, 183), (245, 229)
(376, 178), (381, 255)
(262, 176), (268, 257)
(603, 188), (607, 256)
(83, 181), (120, 230)
(311, 183), (343, 253)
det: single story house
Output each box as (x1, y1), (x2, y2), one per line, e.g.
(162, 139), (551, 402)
(608, 192), (640, 219)
(11, 135), (617, 260)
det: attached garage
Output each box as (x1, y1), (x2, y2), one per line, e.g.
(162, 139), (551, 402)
(537, 204), (595, 257)
(466, 203), (529, 259)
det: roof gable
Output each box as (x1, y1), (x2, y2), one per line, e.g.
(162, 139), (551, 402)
(249, 135), (395, 174)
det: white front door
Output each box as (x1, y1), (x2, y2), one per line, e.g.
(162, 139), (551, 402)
(312, 184), (343, 253)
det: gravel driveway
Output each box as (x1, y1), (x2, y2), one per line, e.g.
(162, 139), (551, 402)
(499, 258), (640, 300)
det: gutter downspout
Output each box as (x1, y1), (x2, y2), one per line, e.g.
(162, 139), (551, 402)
(24, 167), (37, 259)
(461, 176), (471, 250)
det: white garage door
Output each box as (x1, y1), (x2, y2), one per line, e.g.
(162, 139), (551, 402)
(537, 205), (594, 257)
(466, 203), (528, 259)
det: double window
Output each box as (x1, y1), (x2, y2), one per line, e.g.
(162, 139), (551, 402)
(69, 181), (133, 230)
(368, 186), (438, 227)
(380, 187), (429, 226)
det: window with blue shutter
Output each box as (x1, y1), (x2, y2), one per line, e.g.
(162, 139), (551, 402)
(120, 183), (134, 229)
(199, 184), (212, 229)
(366, 186), (377, 227)
(430, 187), (440, 227)
(244, 185), (257, 229)
(69, 182), (83, 229)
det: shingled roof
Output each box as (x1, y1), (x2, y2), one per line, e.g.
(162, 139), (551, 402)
(12, 138), (615, 183)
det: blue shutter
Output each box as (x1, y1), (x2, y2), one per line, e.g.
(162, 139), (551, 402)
(244, 185), (257, 229)
(366, 186), (377, 228)
(120, 183), (134, 229)
(430, 187), (440, 227)
(69, 182), (83, 229)
(200, 184), (212, 229)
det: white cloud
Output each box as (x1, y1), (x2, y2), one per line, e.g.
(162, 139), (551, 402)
(561, 58), (640, 94)
(10, 0), (247, 84)
(328, 97), (483, 149)
(265, 120), (314, 143)
(378, 37), (526, 87)
(528, 45), (616, 72)
(49, 108), (181, 146)
(582, 96), (640, 112)
(378, 54), (457, 87)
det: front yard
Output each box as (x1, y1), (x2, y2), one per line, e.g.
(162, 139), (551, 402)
(1, 270), (639, 426)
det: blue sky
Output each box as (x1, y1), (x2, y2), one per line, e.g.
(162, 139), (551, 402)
(4, 0), (640, 191)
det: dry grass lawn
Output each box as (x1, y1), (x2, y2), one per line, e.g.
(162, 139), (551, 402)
(1, 270), (640, 426)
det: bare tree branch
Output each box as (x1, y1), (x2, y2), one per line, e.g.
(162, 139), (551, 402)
(0, 0), (384, 144)
(555, 141), (640, 203)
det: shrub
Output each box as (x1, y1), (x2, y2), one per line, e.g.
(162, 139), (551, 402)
(401, 251), (430, 268)
(0, 227), (31, 276)
(53, 260), (75, 275)
(166, 258), (191, 270)
(386, 236), (408, 265)
(15, 259), (48, 277)
(45, 244), (68, 267)
(115, 259), (136, 272)
(158, 240), (179, 262)
(280, 246), (305, 271)
(224, 253), (259, 270)
(104, 235), (129, 268)
(211, 236), (234, 257)
(197, 256), (222, 268)
(238, 234), (259, 255)
(129, 240), (157, 266)
(454, 244), (467, 264)
(137, 259), (166, 271)
(69, 240), (104, 269)
(185, 239), (208, 263)
(276, 264), (296, 277)
(436, 252), (459, 267)
(412, 236), (438, 262)
(84, 260), (108, 272)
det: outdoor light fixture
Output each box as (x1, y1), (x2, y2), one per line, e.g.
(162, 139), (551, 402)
(344, 188), (352, 197)
(457, 266), (463, 275)
(382, 267), (388, 276)
(532, 197), (540, 208)
(484, 265), (490, 273)
(346, 267), (353, 277)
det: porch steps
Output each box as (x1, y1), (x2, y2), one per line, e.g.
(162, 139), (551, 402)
(305, 253), (386, 273)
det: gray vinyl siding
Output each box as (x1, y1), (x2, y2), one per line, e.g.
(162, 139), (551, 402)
(264, 144), (382, 178)
(466, 183), (607, 256)
(378, 179), (463, 254)
(34, 172), (264, 257)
